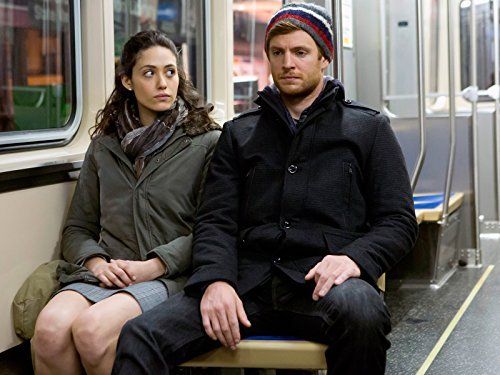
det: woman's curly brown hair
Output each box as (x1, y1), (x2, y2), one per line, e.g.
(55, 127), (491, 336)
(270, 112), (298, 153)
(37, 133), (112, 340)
(91, 30), (220, 137)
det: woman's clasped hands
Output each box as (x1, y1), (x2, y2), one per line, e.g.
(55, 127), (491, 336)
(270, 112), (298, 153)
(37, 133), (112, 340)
(84, 257), (166, 288)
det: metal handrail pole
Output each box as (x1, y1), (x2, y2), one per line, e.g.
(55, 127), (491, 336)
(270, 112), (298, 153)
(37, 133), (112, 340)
(441, 0), (457, 223)
(493, 0), (500, 220)
(334, 0), (344, 81)
(470, 0), (482, 264)
(411, 0), (427, 190)
(380, 0), (388, 108)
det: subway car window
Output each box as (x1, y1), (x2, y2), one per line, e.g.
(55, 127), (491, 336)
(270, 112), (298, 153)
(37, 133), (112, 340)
(114, 0), (207, 99)
(382, 0), (447, 117)
(460, 0), (497, 93)
(232, 0), (282, 114)
(0, 0), (78, 147)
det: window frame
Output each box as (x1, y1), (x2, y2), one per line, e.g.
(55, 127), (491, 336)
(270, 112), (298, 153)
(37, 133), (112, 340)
(0, 0), (83, 150)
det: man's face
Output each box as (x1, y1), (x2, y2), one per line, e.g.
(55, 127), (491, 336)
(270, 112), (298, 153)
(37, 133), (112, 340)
(268, 30), (330, 100)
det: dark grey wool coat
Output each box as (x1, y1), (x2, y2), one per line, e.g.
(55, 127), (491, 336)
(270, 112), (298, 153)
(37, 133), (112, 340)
(185, 79), (418, 297)
(61, 126), (220, 295)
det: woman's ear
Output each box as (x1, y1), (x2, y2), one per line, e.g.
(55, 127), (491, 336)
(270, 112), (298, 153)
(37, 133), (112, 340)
(121, 75), (133, 91)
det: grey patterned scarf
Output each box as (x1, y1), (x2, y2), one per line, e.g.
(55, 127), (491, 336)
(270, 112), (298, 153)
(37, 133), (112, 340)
(116, 97), (188, 177)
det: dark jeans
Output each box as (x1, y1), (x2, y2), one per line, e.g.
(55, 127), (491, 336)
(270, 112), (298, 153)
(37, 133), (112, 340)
(112, 277), (391, 375)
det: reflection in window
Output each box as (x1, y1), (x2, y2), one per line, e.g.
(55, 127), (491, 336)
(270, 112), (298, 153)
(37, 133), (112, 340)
(0, 0), (74, 134)
(233, 0), (282, 114)
(460, 0), (497, 92)
(114, 0), (207, 99)
(382, 0), (448, 117)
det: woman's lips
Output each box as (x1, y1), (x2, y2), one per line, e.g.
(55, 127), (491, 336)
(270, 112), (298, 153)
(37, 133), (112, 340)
(154, 94), (171, 100)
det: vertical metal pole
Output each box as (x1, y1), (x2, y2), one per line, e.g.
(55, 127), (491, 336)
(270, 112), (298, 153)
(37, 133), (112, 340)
(493, 0), (500, 220)
(204, 0), (212, 103)
(411, 0), (427, 190)
(334, 0), (344, 81)
(470, 0), (482, 264)
(380, 0), (388, 105)
(441, 0), (457, 223)
(249, 0), (256, 101)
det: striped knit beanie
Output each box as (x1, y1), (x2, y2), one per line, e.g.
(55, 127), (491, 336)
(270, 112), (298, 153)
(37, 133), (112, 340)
(265, 2), (334, 61)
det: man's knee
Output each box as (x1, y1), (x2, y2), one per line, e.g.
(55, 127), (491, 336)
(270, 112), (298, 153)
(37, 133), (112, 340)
(118, 293), (200, 353)
(119, 313), (154, 347)
(321, 278), (391, 336)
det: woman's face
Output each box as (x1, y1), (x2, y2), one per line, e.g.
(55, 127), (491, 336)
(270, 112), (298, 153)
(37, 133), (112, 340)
(121, 45), (180, 126)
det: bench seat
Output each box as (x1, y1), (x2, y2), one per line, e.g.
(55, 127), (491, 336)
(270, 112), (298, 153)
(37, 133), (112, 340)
(182, 337), (327, 369)
(414, 192), (464, 222)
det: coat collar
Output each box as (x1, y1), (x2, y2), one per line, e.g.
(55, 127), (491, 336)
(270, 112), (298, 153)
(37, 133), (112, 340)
(97, 126), (190, 186)
(255, 77), (344, 134)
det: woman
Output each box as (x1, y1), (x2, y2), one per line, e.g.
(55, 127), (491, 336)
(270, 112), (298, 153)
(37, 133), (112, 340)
(31, 30), (220, 375)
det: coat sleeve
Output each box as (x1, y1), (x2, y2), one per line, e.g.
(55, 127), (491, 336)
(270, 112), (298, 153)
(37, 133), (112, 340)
(61, 141), (110, 265)
(338, 114), (418, 285)
(147, 130), (221, 278)
(184, 123), (240, 297)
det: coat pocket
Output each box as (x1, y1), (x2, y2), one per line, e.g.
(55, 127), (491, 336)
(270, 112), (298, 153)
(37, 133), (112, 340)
(241, 167), (282, 222)
(323, 228), (363, 254)
(242, 167), (256, 218)
(343, 161), (353, 208)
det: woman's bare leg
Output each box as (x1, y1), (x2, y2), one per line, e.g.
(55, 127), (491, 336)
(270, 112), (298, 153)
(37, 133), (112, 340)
(32, 290), (92, 375)
(71, 292), (142, 375)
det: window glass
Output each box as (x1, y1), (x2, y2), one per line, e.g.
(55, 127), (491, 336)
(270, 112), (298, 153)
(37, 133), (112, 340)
(382, 0), (449, 117)
(459, 0), (497, 92)
(0, 0), (75, 135)
(233, 0), (282, 114)
(114, 0), (207, 99)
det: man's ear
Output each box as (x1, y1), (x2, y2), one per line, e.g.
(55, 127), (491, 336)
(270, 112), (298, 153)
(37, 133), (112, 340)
(320, 56), (330, 71)
(121, 75), (132, 91)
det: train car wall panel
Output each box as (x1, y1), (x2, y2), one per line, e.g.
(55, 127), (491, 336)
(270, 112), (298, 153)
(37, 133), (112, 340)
(0, 182), (76, 352)
(352, 0), (382, 109)
(391, 115), (476, 255)
(476, 110), (498, 221)
(386, 0), (418, 118)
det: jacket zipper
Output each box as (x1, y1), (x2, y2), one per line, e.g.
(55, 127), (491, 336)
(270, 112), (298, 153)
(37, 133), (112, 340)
(344, 162), (353, 208)
(243, 168), (256, 217)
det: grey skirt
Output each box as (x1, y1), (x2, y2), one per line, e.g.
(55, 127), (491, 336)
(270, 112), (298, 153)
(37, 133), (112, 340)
(58, 280), (169, 312)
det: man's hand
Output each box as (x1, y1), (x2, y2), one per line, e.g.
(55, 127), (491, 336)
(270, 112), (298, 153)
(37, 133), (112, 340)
(111, 258), (166, 284)
(200, 281), (251, 350)
(84, 256), (134, 288)
(305, 255), (361, 301)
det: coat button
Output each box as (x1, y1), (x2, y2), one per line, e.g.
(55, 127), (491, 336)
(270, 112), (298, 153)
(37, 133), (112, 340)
(287, 164), (298, 174)
(283, 221), (290, 229)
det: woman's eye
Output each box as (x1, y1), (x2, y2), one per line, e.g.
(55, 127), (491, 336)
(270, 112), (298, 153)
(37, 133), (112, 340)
(166, 69), (176, 77)
(144, 70), (153, 77)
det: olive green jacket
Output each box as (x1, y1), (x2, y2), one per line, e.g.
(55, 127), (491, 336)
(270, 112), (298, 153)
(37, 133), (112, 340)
(61, 127), (220, 295)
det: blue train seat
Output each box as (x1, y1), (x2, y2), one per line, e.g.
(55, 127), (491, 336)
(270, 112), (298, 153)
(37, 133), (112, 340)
(413, 192), (464, 222)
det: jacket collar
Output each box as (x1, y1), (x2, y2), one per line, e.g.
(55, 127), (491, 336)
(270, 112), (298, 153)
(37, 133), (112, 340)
(255, 77), (344, 134)
(97, 126), (190, 186)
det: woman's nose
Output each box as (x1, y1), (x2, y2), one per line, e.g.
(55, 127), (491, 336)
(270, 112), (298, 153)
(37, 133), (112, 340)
(157, 73), (167, 88)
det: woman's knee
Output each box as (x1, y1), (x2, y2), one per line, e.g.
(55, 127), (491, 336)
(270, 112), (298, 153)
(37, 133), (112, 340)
(72, 309), (110, 365)
(33, 305), (76, 358)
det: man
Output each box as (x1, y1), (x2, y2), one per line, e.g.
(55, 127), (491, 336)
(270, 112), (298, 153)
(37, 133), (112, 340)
(113, 3), (418, 374)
